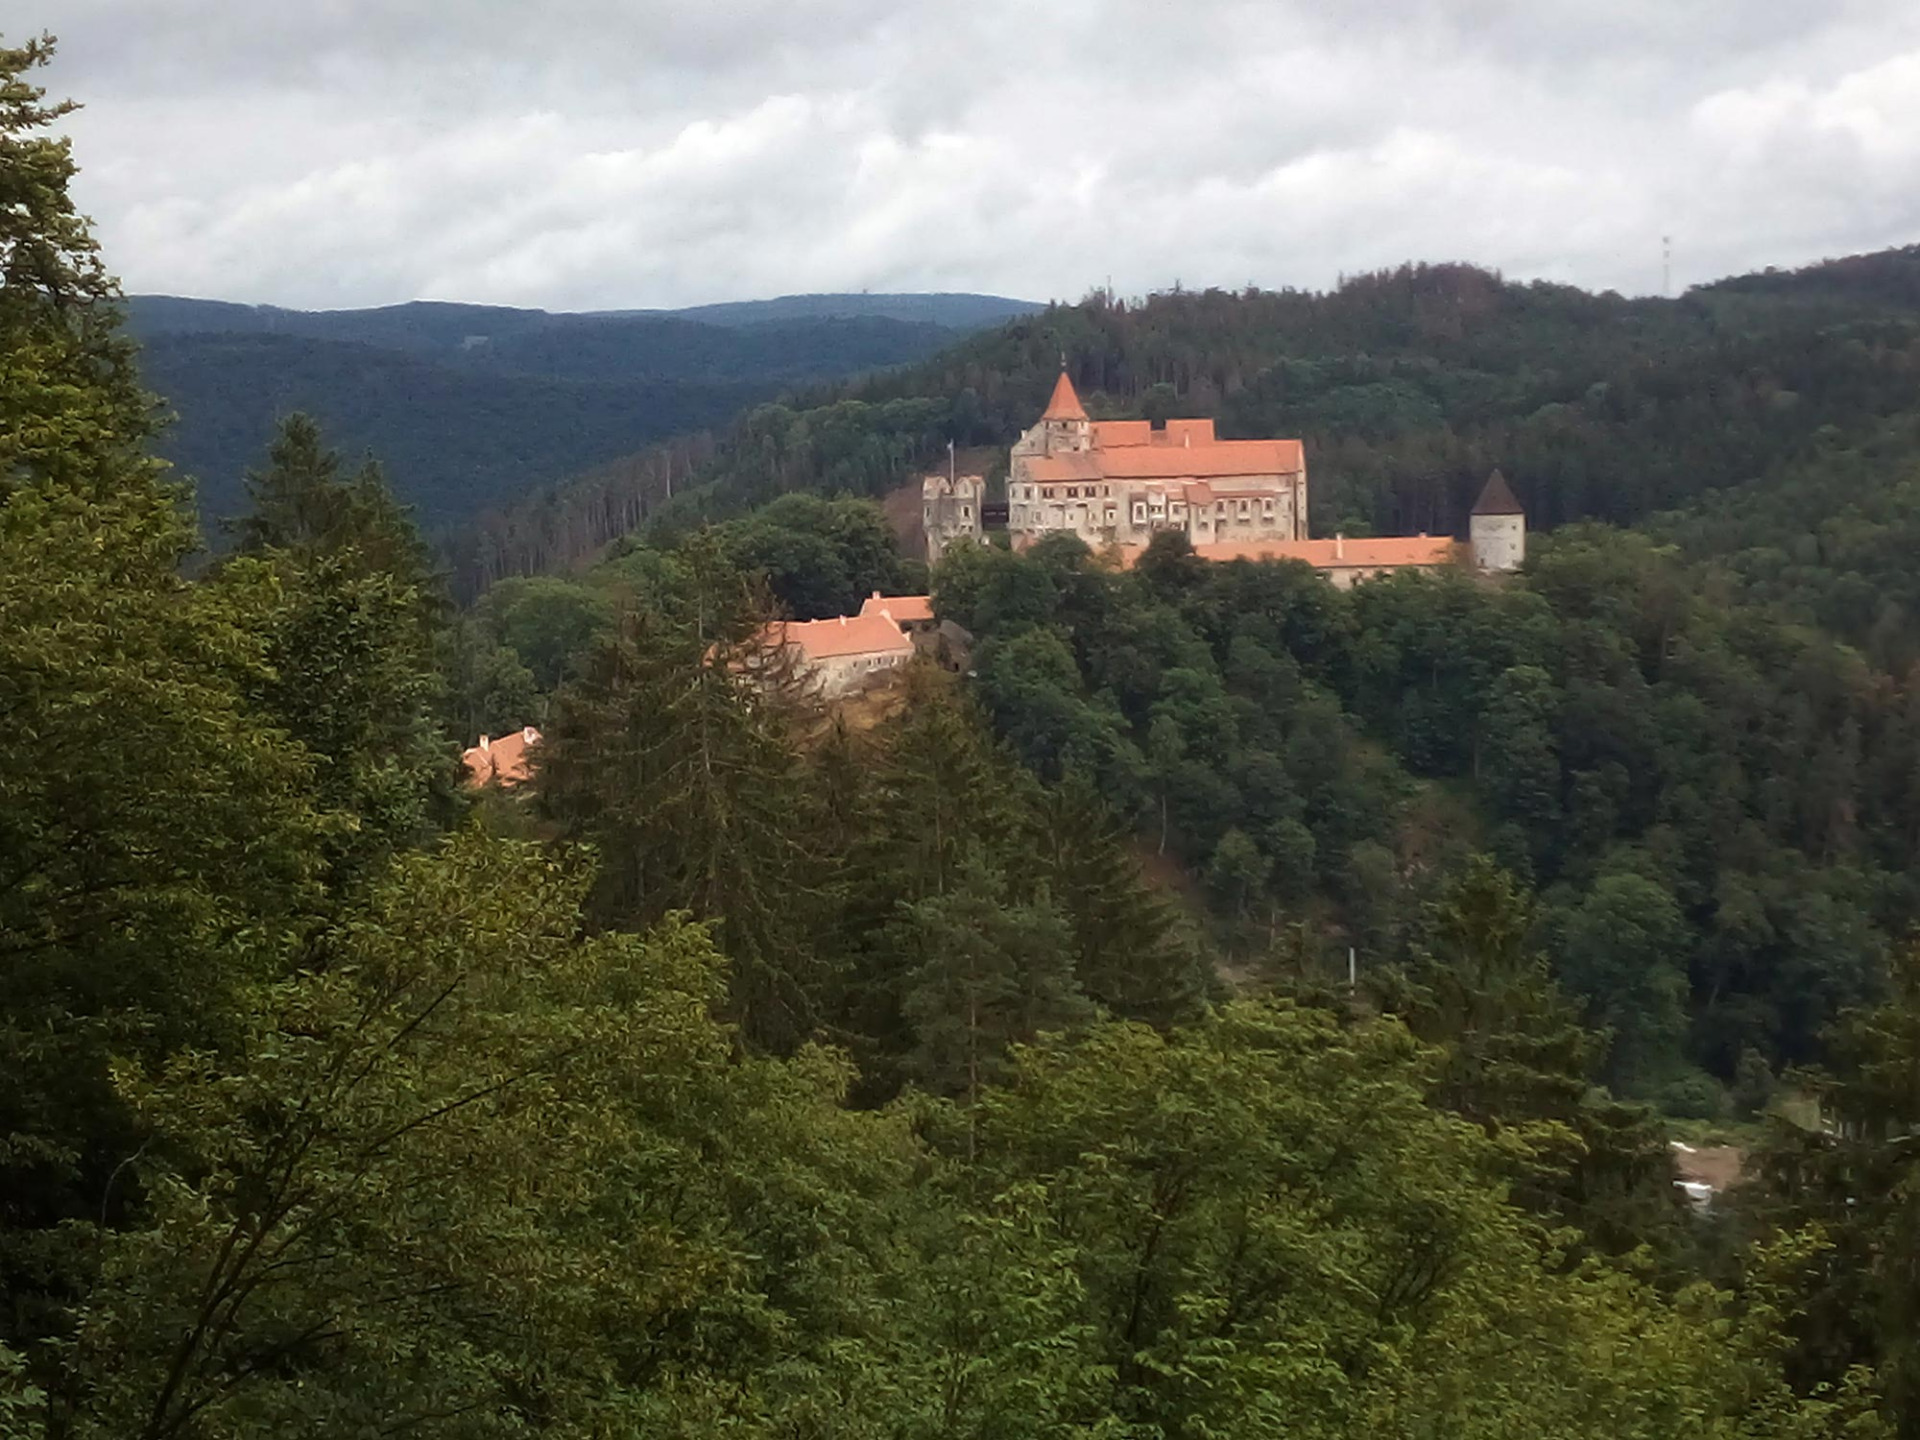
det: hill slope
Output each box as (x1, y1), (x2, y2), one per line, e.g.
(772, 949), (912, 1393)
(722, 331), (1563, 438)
(449, 244), (1920, 592)
(127, 292), (1038, 528)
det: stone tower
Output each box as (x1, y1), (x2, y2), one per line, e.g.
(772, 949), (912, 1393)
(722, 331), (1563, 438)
(922, 471), (984, 563)
(1016, 370), (1093, 459)
(1470, 468), (1525, 572)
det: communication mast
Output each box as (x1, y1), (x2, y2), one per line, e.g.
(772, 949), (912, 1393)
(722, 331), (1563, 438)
(1662, 235), (1673, 298)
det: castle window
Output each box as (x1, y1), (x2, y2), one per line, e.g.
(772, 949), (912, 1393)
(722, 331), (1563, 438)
(961, 505), (971, 519)
(1066, 486), (1079, 498)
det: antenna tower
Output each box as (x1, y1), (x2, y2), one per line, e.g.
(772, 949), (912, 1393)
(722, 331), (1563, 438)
(1662, 235), (1673, 298)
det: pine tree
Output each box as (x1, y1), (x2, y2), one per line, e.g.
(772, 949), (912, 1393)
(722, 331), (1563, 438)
(1034, 771), (1210, 1026)
(538, 544), (826, 1052)
(900, 857), (1091, 1119)
(1, 36), (327, 1372)
(218, 415), (452, 884)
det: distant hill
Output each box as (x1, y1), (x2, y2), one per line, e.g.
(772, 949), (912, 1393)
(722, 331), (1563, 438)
(635, 293), (1043, 328)
(1695, 243), (1920, 313)
(137, 332), (766, 532)
(124, 292), (1038, 528)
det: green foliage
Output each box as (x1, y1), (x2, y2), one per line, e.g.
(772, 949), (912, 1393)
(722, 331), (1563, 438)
(713, 492), (917, 620)
(44, 835), (921, 1437)
(12, 45), (1920, 1432)
(0, 34), (154, 502)
(1748, 945), (1920, 1433)
(219, 414), (453, 883)
(537, 549), (828, 1052)
(899, 860), (1091, 1107)
(953, 516), (1910, 1096)
(475, 574), (611, 689)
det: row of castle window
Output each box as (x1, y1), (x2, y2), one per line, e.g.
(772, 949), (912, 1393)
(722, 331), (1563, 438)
(1010, 503), (1288, 530)
(1014, 483), (1279, 512)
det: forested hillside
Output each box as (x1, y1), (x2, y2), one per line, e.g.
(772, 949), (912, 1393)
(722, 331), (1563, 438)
(452, 245), (1920, 595)
(128, 293), (1034, 528)
(13, 31), (1920, 1439)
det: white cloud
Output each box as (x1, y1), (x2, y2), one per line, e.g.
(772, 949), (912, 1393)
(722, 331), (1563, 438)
(36, 0), (1920, 307)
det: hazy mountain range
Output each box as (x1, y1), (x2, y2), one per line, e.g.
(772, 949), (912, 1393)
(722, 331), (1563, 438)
(128, 292), (1041, 529)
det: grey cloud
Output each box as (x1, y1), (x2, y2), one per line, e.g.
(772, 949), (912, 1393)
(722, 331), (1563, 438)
(32, 0), (1920, 308)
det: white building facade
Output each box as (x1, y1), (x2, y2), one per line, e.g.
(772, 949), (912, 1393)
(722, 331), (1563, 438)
(1006, 372), (1308, 550)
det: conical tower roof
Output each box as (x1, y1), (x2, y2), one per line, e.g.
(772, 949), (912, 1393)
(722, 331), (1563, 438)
(1042, 369), (1088, 421)
(1472, 468), (1523, 516)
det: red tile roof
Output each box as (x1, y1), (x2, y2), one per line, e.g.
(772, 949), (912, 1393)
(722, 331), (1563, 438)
(1118, 536), (1463, 571)
(1090, 419), (1151, 446)
(1089, 418), (1222, 448)
(1026, 438), (1303, 483)
(768, 611), (915, 661)
(859, 592), (933, 624)
(1042, 370), (1088, 421)
(1197, 536), (1462, 568)
(462, 726), (541, 787)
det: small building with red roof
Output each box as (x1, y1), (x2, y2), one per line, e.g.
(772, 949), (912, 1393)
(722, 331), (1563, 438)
(763, 610), (915, 697)
(858, 591), (935, 629)
(462, 726), (542, 788)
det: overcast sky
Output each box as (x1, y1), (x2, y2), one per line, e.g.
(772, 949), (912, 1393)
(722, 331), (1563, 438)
(35, 0), (1920, 311)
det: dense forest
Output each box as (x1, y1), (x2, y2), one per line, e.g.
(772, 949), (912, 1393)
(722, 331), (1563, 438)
(12, 31), (1920, 1440)
(128, 294), (1035, 529)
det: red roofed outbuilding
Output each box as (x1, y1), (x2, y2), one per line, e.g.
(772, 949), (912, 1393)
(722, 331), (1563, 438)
(463, 726), (542, 788)
(762, 610), (914, 697)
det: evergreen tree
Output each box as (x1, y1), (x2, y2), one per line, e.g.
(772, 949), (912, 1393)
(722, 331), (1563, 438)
(900, 857), (1091, 1115)
(1751, 945), (1920, 1431)
(538, 545), (825, 1052)
(0, 36), (326, 1376)
(1033, 771), (1211, 1027)
(219, 415), (452, 884)
(0, 34), (154, 502)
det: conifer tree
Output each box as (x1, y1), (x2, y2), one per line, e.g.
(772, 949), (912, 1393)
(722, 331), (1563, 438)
(218, 415), (451, 884)
(1, 35), (327, 1373)
(1392, 858), (1688, 1260)
(1033, 771), (1212, 1027)
(538, 542), (826, 1052)
(900, 857), (1091, 1115)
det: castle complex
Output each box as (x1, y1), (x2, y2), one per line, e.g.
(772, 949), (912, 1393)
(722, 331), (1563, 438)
(924, 371), (1524, 584)
(1008, 371), (1309, 548)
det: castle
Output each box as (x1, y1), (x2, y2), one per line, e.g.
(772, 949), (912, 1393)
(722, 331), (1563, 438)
(924, 371), (1524, 583)
(922, 470), (984, 564)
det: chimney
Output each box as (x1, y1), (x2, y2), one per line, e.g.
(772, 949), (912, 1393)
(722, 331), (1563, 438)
(1335, 533), (1345, 561)
(478, 734), (490, 753)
